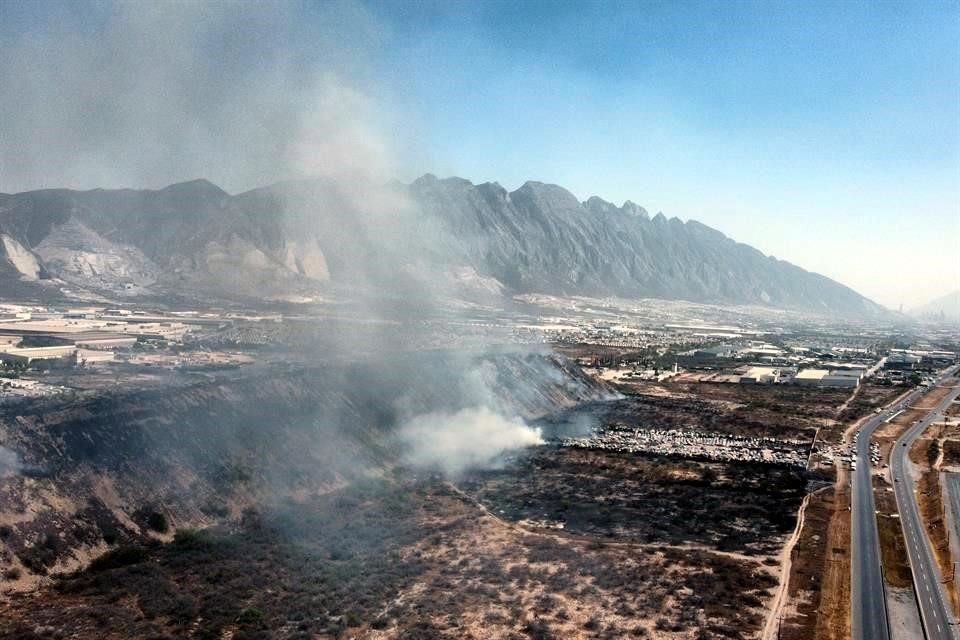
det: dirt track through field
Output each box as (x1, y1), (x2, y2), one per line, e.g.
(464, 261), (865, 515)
(762, 488), (822, 640)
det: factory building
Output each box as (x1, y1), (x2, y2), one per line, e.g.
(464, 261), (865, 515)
(0, 345), (78, 365)
(885, 351), (923, 370)
(74, 334), (138, 349)
(740, 366), (780, 384)
(677, 344), (736, 367)
(793, 368), (861, 387)
(0, 345), (117, 366)
(821, 369), (861, 388)
(794, 369), (829, 386)
(738, 342), (785, 358)
(106, 321), (190, 340)
(76, 349), (115, 365)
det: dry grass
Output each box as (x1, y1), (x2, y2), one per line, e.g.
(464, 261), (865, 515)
(914, 385), (956, 413)
(873, 408), (925, 466)
(914, 439), (959, 614)
(942, 440), (960, 466)
(836, 384), (908, 426)
(909, 437), (933, 465)
(779, 483), (849, 640)
(874, 477), (913, 588)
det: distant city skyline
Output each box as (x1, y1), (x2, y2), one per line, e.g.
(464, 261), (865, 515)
(1, 1), (957, 308)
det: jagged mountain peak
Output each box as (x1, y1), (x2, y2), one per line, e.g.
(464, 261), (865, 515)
(512, 180), (582, 211)
(159, 178), (228, 198)
(0, 174), (886, 316)
(410, 173), (476, 192)
(583, 195), (618, 215)
(621, 200), (648, 218)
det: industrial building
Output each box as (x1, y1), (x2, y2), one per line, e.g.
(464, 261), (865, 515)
(884, 352), (922, 370)
(106, 321), (191, 340)
(677, 344), (736, 367)
(821, 369), (862, 388)
(76, 349), (115, 365)
(74, 334), (138, 349)
(0, 345), (79, 365)
(740, 366), (781, 384)
(793, 368), (861, 388)
(0, 345), (118, 366)
(794, 369), (829, 386)
(738, 342), (785, 358)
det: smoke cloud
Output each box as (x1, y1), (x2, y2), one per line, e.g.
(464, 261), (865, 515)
(397, 406), (544, 475)
(0, 1), (398, 193)
(0, 1), (559, 475)
(0, 446), (22, 477)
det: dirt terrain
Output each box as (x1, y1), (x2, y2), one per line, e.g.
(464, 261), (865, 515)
(910, 433), (959, 613)
(1, 468), (787, 640)
(0, 350), (816, 640)
(774, 381), (907, 640)
(874, 475), (913, 589)
(461, 447), (803, 555)
(1, 331), (929, 640)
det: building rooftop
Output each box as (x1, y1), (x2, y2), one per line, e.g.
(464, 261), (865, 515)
(795, 369), (829, 380)
(827, 369), (863, 377)
(744, 366), (779, 377)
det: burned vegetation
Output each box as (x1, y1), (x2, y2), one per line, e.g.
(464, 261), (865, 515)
(461, 447), (804, 555)
(0, 354), (843, 640)
(1, 473), (780, 640)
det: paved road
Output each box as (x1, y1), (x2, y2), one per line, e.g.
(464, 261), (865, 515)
(890, 367), (960, 640)
(852, 384), (930, 640)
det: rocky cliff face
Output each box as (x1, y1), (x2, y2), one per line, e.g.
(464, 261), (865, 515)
(408, 175), (883, 315)
(0, 175), (885, 315)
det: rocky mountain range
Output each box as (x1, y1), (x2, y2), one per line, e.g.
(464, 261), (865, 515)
(0, 175), (885, 315)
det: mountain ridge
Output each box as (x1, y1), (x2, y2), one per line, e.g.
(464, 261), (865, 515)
(0, 175), (886, 316)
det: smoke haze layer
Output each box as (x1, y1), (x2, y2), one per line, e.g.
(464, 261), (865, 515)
(0, 0), (563, 475)
(0, 1), (400, 193)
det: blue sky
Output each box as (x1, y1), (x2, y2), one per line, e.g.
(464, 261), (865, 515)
(367, 1), (960, 308)
(1, 1), (957, 307)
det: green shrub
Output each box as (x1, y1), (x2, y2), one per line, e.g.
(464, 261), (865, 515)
(146, 511), (169, 533)
(172, 528), (211, 549)
(89, 545), (148, 572)
(237, 607), (266, 626)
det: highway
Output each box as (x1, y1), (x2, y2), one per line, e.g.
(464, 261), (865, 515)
(851, 383), (931, 640)
(890, 366), (960, 640)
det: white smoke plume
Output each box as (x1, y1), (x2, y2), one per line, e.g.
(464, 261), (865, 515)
(0, 446), (22, 477)
(397, 406), (544, 475)
(0, 1), (566, 476)
(0, 1), (399, 194)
